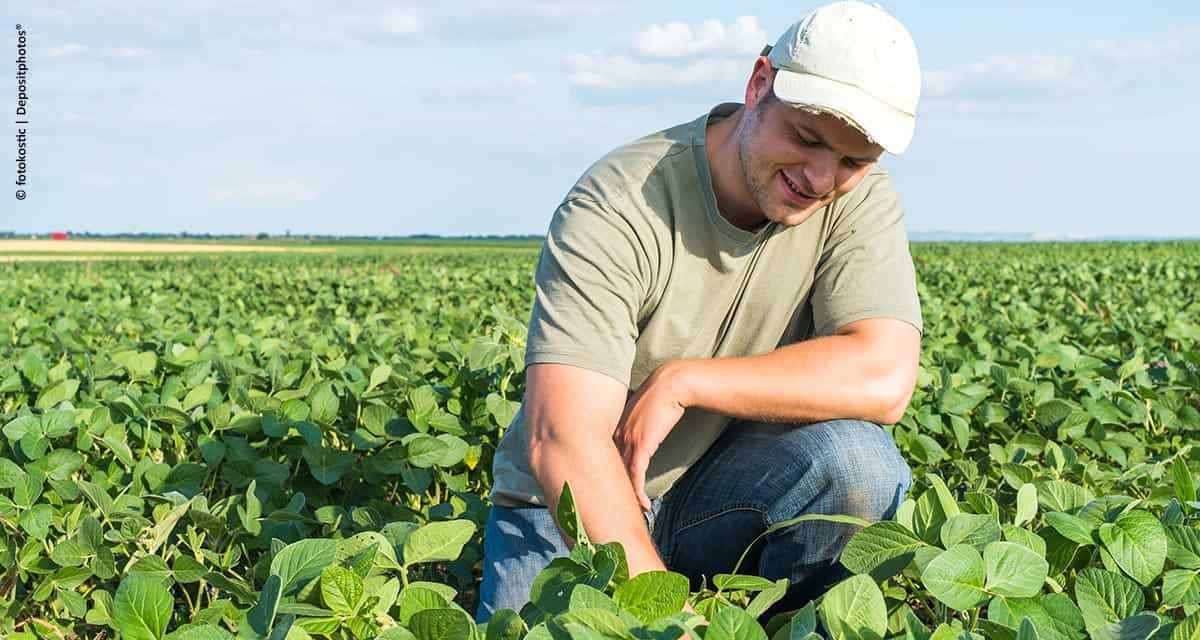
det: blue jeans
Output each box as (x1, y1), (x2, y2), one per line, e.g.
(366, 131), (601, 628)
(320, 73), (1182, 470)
(475, 418), (911, 623)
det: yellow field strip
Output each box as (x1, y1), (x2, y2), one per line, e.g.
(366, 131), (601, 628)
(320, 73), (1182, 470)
(0, 240), (330, 254)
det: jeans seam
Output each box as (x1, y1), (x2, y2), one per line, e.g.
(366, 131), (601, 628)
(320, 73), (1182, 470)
(674, 501), (770, 534)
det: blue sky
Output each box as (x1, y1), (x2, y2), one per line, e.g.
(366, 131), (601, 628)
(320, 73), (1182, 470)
(1, 1), (1198, 237)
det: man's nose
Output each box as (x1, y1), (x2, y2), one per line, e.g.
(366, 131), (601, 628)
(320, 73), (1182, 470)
(802, 152), (837, 197)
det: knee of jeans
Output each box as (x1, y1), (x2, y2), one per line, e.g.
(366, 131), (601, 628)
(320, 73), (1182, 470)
(803, 420), (912, 521)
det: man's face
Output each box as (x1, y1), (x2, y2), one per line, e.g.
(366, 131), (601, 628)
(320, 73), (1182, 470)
(736, 79), (885, 227)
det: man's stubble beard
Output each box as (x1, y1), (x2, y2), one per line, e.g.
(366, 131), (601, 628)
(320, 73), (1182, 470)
(736, 107), (775, 224)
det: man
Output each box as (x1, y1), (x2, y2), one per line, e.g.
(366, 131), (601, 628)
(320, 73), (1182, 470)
(477, 0), (923, 623)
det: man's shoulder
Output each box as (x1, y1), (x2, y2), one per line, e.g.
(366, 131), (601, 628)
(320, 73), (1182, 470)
(562, 115), (701, 212)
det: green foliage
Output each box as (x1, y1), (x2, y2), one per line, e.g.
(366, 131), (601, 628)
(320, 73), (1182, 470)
(1, 242), (1199, 638)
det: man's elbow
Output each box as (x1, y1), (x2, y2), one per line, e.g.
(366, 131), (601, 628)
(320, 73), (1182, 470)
(527, 423), (568, 478)
(526, 419), (605, 479)
(868, 369), (916, 425)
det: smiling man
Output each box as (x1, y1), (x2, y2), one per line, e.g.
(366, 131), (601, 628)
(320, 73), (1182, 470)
(478, 0), (923, 622)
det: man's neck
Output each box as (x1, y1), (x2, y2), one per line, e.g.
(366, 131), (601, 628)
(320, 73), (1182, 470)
(705, 106), (769, 233)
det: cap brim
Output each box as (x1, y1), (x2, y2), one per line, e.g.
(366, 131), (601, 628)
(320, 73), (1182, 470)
(773, 69), (915, 154)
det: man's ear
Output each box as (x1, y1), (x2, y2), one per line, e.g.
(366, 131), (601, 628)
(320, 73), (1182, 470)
(744, 57), (774, 110)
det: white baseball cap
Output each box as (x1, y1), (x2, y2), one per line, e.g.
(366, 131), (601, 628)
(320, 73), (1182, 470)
(763, 1), (921, 154)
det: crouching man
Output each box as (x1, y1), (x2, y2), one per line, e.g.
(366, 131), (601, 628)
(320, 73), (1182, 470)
(478, 0), (924, 623)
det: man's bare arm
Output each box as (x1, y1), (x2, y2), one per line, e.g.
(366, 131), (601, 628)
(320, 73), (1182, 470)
(524, 363), (667, 576)
(657, 317), (920, 425)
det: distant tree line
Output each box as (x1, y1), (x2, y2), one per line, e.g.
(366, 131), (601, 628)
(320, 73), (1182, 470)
(0, 230), (544, 241)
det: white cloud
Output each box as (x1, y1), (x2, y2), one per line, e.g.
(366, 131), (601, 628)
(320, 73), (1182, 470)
(567, 53), (745, 91)
(429, 73), (537, 101)
(378, 9), (424, 36)
(209, 178), (320, 202)
(633, 16), (767, 58)
(470, 0), (620, 18)
(922, 27), (1200, 112)
(1088, 28), (1200, 66)
(923, 52), (1109, 101)
(565, 16), (763, 104)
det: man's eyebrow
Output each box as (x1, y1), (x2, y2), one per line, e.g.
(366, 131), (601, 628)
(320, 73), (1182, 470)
(798, 125), (879, 164)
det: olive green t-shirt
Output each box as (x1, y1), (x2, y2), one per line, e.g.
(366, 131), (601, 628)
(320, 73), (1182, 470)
(489, 103), (922, 508)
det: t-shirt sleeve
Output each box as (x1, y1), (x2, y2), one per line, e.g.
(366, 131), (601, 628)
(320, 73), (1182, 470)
(525, 197), (649, 387)
(809, 170), (923, 338)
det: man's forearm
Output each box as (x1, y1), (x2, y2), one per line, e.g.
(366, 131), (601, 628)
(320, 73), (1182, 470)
(529, 434), (667, 576)
(667, 321), (920, 425)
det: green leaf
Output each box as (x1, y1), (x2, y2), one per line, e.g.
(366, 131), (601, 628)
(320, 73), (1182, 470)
(556, 482), (590, 547)
(368, 364), (392, 392)
(818, 574), (888, 640)
(485, 608), (527, 640)
(112, 574), (173, 640)
(377, 629), (419, 640)
(20, 504), (54, 540)
(269, 538), (339, 596)
(1074, 568), (1144, 632)
(301, 444), (355, 485)
(246, 574), (282, 636)
(1036, 399), (1074, 427)
(1015, 484), (1039, 526)
(1044, 512), (1095, 546)
(1098, 510), (1167, 586)
(983, 541), (1048, 598)
(840, 521), (925, 580)
(1174, 611), (1200, 640)
(50, 538), (88, 567)
(1017, 617), (1040, 640)
(1174, 459), (1196, 506)
(36, 378), (80, 409)
(320, 565), (364, 616)
(308, 381), (339, 424)
(1036, 480), (1094, 513)
(745, 578), (789, 620)
(706, 606), (768, 640)
(921, 544), (987, 610)
(396, 586), (450, 626)
(486, 393), (520, 428)
(613, 571), (689, 624)
(128, 555), (173, 587)
(406, 434), (451, 468)
(403, 519), (476, 565)
(1167, 525), (1200, 569)
(0, 456), (25, 488)
(942, 513), (1003, 550)
(1002, 526), (1047, 557)
(408, 608), (476, 640)
(557, 609), (633, 639)
(182, 383), (213, 410)
(167, 625), (237, 640)
(1164, 569), (1200, 608)
(1117, 353), (1145, 380)
(146, 499), (192, 557)
(1089, 614), (1160, 640)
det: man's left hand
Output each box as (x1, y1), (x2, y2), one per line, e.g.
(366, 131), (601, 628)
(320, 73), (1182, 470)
(612, 362), (690, 513)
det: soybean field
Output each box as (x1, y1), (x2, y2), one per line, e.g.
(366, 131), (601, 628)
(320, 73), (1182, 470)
(1, 241), (1199, 640)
